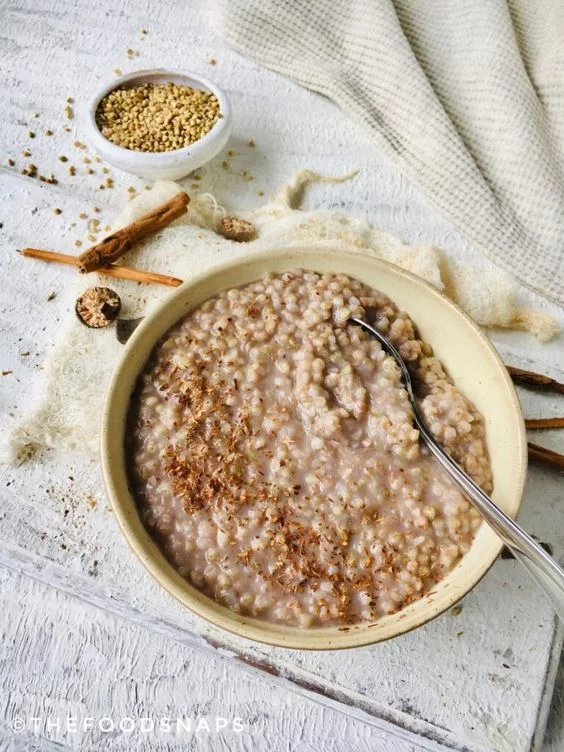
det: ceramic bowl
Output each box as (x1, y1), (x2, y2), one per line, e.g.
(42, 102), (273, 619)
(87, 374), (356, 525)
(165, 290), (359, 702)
(85, 69), (232, 180)
(101, 248), (527, 649)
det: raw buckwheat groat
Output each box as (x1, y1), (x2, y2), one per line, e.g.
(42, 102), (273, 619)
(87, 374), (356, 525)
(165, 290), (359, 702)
(127, 270), (491, 627)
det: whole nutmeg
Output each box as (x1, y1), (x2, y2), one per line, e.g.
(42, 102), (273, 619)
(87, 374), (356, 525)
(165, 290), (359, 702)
(218, 216), (256, 242)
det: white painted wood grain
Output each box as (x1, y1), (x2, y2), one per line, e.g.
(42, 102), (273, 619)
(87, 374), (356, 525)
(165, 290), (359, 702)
(0, 0), (563, 750)
(0, 567), (423, 752)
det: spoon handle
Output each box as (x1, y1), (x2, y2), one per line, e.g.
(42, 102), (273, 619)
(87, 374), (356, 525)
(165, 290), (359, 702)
(414, 411), (564, 622)
(350, 317), (564, 621)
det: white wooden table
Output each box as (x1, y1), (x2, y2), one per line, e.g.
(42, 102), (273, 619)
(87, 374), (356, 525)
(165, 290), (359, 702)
(1, 1), (563, 750)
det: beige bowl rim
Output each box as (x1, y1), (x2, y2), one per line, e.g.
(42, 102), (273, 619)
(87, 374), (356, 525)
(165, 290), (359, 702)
(101, 247), (527, 650)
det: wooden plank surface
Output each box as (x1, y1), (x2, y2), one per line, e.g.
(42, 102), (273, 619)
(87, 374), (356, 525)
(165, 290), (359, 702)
(1, 0), (564, 750)
(0, 566), (424, 752)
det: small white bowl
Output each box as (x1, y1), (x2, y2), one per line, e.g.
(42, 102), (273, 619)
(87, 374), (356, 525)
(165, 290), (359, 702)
(85, 69), (232, 181)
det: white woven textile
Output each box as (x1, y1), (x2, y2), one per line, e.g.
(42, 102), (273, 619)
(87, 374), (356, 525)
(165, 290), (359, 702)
(211, 0), (564, 305)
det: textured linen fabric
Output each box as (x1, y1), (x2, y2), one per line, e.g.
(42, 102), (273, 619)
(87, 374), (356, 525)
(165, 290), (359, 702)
(211, 0), (564, 305)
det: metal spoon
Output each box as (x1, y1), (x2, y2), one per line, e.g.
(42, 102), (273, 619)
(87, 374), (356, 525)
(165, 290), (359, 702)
(350, 316), (564, 622)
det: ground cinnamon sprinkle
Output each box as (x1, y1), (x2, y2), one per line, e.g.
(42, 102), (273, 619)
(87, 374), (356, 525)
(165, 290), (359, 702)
(131, 360), (378, 609)
(127, 270), (489, 627)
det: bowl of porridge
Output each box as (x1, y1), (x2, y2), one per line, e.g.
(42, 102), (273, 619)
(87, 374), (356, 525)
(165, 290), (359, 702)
(102, 249), (527, 649)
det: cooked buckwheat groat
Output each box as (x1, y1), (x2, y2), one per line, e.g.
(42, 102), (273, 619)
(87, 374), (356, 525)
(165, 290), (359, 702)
(127, 270), (491, 627)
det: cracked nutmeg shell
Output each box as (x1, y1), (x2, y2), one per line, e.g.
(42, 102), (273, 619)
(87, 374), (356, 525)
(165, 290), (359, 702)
(75, 287), (121, 328)
(116, 316), (144, 344)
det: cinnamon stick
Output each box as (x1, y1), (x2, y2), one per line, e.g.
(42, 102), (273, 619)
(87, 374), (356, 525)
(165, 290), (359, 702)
(76, 191), (190, 273)
(507, 365), (564, 395)
(528, 442), (564, 470)
(525, 417), (564, 430)
(20, 248), (182, 288)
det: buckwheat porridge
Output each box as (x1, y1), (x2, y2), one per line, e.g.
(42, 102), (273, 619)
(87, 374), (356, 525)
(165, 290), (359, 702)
(127, 270), (491, 627)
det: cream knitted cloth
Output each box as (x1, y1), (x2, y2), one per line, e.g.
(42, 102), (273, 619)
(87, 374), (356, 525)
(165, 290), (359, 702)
(5, 172), (556, 461)
(211, 0), (564, 306)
